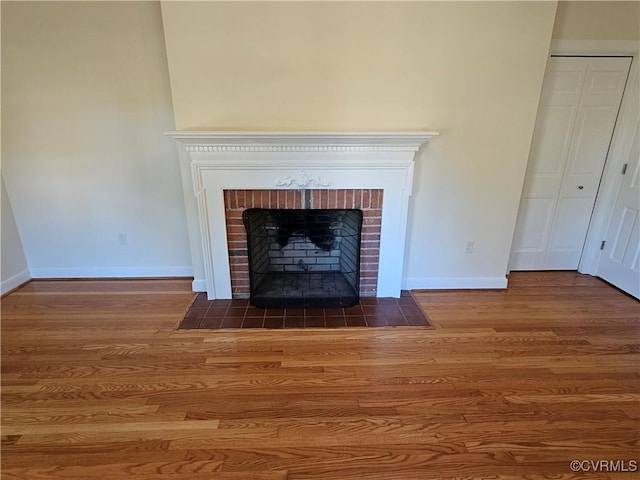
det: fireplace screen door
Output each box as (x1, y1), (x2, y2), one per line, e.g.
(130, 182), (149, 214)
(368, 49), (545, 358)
(243, 208), (363, 308)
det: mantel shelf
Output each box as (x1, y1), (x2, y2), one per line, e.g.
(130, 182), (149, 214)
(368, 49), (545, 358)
(166, 131), (438, 152)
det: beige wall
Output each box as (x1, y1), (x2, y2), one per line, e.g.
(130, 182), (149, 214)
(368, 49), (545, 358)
(2, 1), (192, 278)
(0, 2), (29, 294)
(1, 175), (29, 294)
(553, 1), (640, 40)
(161, 1), (557, 286)
(5, 1), (635, 289)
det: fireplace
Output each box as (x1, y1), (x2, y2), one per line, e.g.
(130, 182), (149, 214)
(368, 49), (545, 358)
(224, 188), (383, 299)
(244, 208), (363, 308)
(167, 132), (438, 300)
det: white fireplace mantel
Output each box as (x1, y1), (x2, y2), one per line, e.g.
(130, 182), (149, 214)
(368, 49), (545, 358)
(167, 131), (438, 299)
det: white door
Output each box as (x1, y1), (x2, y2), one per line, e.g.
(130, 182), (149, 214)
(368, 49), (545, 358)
(510, 56), (632, 270)
(597, 123), (640, 298)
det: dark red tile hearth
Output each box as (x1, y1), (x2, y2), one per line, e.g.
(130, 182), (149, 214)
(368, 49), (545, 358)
(242, 317), (264, 328)
(366, 316), (388, 327)
(325, 316), (346, 328)
(177, 316), (202, 329)
(284, 317), (305, 328)
(220, 317), (243, 328)
(263, 317), (284, 329)
(199, 317), (223, 329)
(345, 316), (367, 327)
(178, 292), (431, 330)
(304, 317), (326, 328)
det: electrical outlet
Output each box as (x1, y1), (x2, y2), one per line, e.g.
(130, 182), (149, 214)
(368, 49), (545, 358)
(118, 233), (128, 245)
(464, 240), (474, 254)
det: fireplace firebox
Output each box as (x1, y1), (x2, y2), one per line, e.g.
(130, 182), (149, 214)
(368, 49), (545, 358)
(243, 208), (363, 308)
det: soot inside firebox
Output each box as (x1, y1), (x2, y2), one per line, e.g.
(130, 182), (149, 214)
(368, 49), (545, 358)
(243, 208), (363, 308)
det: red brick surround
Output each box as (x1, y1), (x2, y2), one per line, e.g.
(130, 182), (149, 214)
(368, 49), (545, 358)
(224, 189), (383, 298)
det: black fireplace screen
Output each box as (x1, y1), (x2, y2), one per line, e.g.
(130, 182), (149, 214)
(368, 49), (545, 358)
(243, 208), (363, 308)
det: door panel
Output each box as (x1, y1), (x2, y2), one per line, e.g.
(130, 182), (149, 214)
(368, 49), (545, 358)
(511, 56), (632, 271)
(585, 58), (632, 95)
(531, 106), (577, 175)
(568, 106), (622, 177)
(597, 125), (640, 298)
(547, 197), (595, 269)
(610, 207), (637, 263)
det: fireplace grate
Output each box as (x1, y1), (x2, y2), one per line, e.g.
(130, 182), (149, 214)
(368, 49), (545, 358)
(243, 208), (363, 308)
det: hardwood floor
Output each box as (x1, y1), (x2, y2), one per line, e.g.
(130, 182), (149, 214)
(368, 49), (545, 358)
(1, 272), (638, 479)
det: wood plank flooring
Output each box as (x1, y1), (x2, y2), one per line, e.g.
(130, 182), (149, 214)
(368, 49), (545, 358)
(1, 272), (638, 479)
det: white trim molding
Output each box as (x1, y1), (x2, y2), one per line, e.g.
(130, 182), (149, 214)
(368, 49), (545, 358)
(550, 40), (639, 57)
(191, 278), (207, 292)
(402, 276), (508, 291)
(167, 131), (438, 300)
(29, 266), (194, 279)
(1, 269), (31, 296)
(166, 131), (436, 152)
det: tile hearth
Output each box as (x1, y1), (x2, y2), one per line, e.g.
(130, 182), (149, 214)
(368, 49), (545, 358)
(178, 291), (431, 329)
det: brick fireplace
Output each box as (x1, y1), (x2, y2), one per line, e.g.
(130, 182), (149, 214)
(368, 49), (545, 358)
(225, 188), (383, 298)
(167, 132), (437, 300)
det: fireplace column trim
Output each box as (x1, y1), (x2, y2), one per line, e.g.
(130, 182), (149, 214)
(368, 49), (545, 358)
(167, 132), (438, 300)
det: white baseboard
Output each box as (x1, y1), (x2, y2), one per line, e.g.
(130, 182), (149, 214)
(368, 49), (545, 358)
(29, 266), (193, 279)
(191, 278), (207, 292)
(402, 276), (508, 290)
(1, 269), (31, 295)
